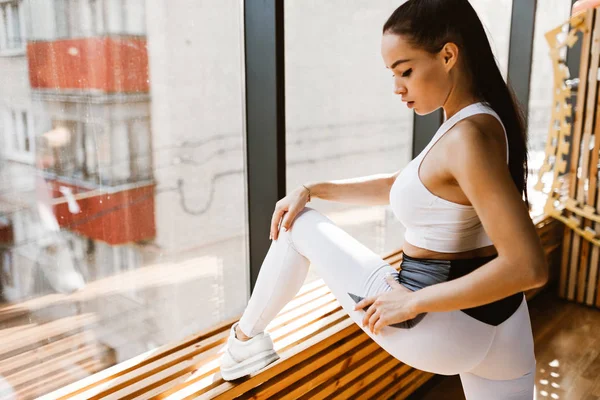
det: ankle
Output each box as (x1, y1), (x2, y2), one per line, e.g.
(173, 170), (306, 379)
(235, 325), (251, 342)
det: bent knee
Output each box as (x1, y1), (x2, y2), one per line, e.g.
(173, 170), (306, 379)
(287, 207), (329, 231)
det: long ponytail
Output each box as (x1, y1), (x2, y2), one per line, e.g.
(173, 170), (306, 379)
(383, 0), (529, 207)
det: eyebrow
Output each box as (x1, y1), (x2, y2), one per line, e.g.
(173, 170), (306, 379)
(389, 59), (411, 69)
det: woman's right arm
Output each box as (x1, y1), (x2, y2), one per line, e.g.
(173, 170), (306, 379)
(270, 169), (401, 240)
(306, 170), (401, 206)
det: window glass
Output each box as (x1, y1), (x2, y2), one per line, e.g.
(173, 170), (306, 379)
(0, 1), (248, 397)
(470, 0), (514, 79)
(527, 1), (573, 217)
(285, 1), (415, 272)
(285, 1), (515, 284)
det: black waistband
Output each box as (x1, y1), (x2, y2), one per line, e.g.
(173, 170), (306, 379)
(402, 252), (498, 267)
(399, 252), (523, 326)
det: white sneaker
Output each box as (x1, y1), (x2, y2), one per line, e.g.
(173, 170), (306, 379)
(219, 322), (280, 381)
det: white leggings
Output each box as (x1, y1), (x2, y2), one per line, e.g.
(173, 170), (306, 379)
(238, 207), (536, 399)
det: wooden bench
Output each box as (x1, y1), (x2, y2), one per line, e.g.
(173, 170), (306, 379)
(0, 312), (115, 399)
(39, 214), (563, 400)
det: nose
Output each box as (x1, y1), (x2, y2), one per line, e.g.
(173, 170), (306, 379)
(394, 83), (407, 96)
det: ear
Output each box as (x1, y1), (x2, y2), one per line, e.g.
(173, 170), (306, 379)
(440, 42), (459, 72)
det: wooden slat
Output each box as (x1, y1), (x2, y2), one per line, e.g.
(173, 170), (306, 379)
(294, 343), (391, 400)
(254, 332), (374, 399)
(372, 368), (433, 400)
(0, 331), (91, 376)
(588, 9), (600, 307)
(0, 313), (99, 360)
(0, 323), (37, 340)
(17, 358), (110, 400)
(6, 343), (108, 390)
(576, 8), (600, 303)
(342, 356), (406, 398)
(587, 79), (600, 305)
(395, 370), (437, 400)
(562, 8), (594, 299)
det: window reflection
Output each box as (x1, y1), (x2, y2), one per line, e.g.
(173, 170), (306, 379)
(0, 0), (247, 397)
(527, 1), (573, 217)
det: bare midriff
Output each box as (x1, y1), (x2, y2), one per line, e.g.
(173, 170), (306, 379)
(402, 241), (498, 261)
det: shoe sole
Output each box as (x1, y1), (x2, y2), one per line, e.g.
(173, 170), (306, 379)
(221, 350), (280, 381)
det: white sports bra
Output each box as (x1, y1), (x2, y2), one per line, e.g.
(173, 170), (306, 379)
(389, 102), (509, 253)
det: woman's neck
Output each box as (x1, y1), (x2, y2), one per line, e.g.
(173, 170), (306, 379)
(442, 73), (482, 119)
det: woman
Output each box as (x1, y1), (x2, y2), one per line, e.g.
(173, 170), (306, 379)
(220, 0), (548, 398)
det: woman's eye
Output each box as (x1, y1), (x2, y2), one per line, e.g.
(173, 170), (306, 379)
(401, 69), (412, 77)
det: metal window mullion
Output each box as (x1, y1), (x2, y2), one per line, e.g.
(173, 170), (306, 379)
(506, 0), (538, 120)
(244, 0), (286, 294)
(412, 111), (443, 159)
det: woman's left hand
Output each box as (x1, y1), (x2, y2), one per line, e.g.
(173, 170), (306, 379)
(353, 274), (420, 335)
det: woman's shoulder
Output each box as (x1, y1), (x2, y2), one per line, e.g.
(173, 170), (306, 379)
(445, 117), (507, 168)
(448, 113), (506, 156)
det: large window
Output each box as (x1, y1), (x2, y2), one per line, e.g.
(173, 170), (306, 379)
(0, 0), (248, 397)
(285, 1), (414, 285)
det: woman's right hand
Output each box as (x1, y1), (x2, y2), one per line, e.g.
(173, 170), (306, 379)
(270, 185), (311, 241)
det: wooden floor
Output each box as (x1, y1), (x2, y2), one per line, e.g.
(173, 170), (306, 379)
(409, 283), (600, 400)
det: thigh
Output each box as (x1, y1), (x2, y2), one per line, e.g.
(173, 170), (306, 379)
(286, 207), (396, 299)
(459, 365), (535, 400)
(466, 294), (536, 380)
(286, 207), (495, 375)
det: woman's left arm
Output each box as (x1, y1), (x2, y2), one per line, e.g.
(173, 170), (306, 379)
(409, 121), (548, 315)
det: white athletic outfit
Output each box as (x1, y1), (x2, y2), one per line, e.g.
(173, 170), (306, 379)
(237, 102), (536, 399)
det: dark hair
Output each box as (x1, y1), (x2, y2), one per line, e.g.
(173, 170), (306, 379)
(383, 0), (529, 208)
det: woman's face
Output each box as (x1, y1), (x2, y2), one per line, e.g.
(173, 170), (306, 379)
(381, 33), (453, 115)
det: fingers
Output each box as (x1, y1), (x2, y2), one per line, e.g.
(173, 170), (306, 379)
(280, 208), (297, 233)
(353, 296), (382, 334)
(353, 296), (374, 311)
(373, 318), (387, 335)
(367, 308), (381, 333)
(270, 207), (299, 240)
(362, 300), (377, 328)
(270, 207), (286, 240)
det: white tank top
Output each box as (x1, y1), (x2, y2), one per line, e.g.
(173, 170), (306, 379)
(389, 102), (509, 253)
